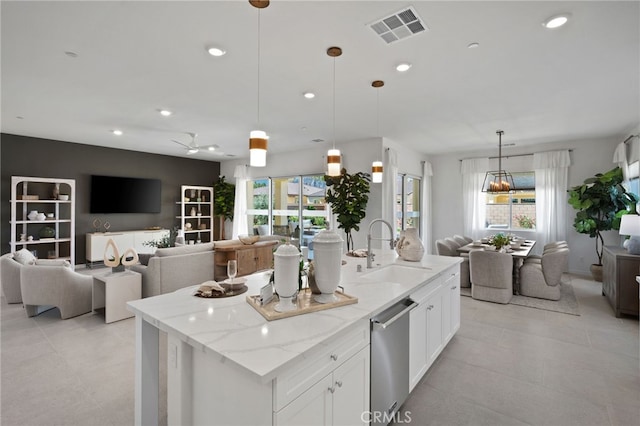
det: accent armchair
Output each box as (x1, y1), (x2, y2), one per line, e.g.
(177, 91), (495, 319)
(20, 262), (93, 319)
(470, 250), (513, 304)
(1, 253), (23, 303)
(519, 248), (569, 301)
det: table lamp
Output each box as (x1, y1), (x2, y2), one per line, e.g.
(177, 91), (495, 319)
(619, 214), (640, 254)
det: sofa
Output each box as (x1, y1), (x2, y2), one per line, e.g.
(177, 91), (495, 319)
(131, 242), (215, 298)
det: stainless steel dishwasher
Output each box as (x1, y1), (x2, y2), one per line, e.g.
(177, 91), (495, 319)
(370, 298), (418, 425)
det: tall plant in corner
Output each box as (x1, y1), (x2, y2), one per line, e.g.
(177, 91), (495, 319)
(568, 167), (636, 281)
(325, 168), (371, 253)
(213, 176), (235, 240)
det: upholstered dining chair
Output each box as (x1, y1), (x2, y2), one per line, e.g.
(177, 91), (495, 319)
(454, 234), (474, 244)
(469, 250), (513, 303)
(20, 262), (93, 319)
(436, 238), (474, 288)
(519, 248), (569, 301)
(452, 235), (468, 246)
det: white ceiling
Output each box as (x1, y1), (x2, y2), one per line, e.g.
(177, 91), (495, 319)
(2, 1), (639, 162)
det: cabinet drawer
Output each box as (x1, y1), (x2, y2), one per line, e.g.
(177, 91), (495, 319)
(273, 320), (369, 411)
(410, 276), (443, 304)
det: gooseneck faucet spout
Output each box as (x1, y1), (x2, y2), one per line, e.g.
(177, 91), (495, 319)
(367, 218), (395, 268)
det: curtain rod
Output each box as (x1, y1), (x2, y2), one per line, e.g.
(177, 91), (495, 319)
(458, 149), (573, 162)
(623, 134), (639, 144)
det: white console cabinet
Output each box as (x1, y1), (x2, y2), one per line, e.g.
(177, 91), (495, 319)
(409, 266), (460, 392)
(86, 229), (169, 266)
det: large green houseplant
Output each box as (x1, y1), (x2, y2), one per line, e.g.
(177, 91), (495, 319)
(325, 168), (371, 253)
(213, 176), (235, 240)
(568, 167), (637, 281)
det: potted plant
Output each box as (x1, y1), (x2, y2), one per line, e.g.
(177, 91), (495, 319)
(488, 233), (511, 251)
(568, 167), (637, 281)
(325, 168), (371, 253)
(213, 176), (235, 239)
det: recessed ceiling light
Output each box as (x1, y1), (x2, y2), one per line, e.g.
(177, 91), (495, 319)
(159, 109), (172, 117)
(112, 129), (123, 136)
(396, 63), (412, 72)
(207, 47), (226, 57)
(303, 92), (315, 99)
(542, 14), (570, 29)
(467, 42), (480, 49)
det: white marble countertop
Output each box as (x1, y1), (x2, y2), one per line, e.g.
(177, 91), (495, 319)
(127, 250), (461, 383)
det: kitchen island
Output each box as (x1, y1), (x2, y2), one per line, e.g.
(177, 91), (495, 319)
(127, 251), (462, 425)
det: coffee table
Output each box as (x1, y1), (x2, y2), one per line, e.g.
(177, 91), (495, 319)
(93, 270), (141, 323)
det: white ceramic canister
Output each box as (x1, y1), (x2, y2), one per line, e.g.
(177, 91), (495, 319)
(273, 243), (300, 312)
(27, 210), (38, 221)
(312, 229), (344, 303)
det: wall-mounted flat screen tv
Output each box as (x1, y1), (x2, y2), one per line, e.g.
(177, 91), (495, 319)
(90, 175), (161, 213)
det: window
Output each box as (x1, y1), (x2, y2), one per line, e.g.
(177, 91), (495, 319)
(485, 172), (536, 230)
(246, 175), (329, 253)
(396, 174), (421, 235)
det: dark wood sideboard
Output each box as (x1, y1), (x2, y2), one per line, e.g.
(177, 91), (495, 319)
(602, 245), (640, 318)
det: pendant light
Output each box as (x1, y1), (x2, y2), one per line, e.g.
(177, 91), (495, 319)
(326, 46), (342, 176)
(482, 130), (516, 193)
(249, 0), (269, 167)
(371, 80), (384, 183)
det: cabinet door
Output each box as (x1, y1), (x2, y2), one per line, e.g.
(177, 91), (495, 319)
(618, 258), (640, 314)
(274, 374), (332, 426)
(236, 249), (256, 277)
(332, 347), (370, 426)
(448, 273), (461, 339)
(255, 245), (274, 271)
(442, 270), (461, 343)
(426, 291), (443, 368)
(409, 302), (428, 392)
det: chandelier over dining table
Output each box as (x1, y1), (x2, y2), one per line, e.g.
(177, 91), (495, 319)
(482, 130), (516, 193)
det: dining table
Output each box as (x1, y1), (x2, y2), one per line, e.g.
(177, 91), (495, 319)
(457, 239), (537, 294)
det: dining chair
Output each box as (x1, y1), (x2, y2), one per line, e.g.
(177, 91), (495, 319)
(519, 248), (569, 301)
(470, 250), (513, 304)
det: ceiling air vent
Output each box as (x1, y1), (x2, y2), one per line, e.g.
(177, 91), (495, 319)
(368, 6), (428, 44)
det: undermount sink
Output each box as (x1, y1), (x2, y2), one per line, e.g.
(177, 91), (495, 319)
(359, 264), (433, 285)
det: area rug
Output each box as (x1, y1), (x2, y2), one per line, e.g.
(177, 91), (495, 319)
(460, 279), (580, 316)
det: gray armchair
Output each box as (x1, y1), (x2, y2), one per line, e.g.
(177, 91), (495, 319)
(470, 250), (513, 304)
(436, 238), (475, 288)
(1, 253), (23, 303)
(20, 262), (92, 319)
(519, 248), (569, 301)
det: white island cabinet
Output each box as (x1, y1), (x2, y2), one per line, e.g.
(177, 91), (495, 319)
(127, 252), (461, 426)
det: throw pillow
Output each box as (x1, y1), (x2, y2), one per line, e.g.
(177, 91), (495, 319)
(13, 248), (36, 265)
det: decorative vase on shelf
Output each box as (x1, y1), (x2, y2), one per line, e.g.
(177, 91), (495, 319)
(52, 183), (60, 200)
(39, 226), (56, 239)
(396, 227), (424, 262)
(28, 210), (38, 221)
(36, 213), (46, 221)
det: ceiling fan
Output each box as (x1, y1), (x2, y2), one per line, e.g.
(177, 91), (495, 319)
(171, 132), (222, 155)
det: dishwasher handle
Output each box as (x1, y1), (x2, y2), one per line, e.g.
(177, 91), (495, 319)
(371, 300), (418, 330)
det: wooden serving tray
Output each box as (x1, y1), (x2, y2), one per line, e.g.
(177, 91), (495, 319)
(246, 288), (357, 321)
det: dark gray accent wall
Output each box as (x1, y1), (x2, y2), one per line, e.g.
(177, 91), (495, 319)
(1, 133), (220, 265)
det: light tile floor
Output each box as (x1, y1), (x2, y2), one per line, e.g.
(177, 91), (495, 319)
(1, 274), (638, 426)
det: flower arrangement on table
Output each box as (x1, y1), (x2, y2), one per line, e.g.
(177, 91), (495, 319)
(103, 238), (139, 272)
(487, 233), (511, 251)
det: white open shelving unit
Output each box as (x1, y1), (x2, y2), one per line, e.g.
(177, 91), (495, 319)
(10, 176), (76, 267)
(176, 185), (213, 244)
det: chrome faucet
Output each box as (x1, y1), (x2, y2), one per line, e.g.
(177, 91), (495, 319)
(367, 219), (395, 268)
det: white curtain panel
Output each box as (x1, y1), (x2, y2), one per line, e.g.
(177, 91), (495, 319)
(382, 147), (398, 239)
(613, 142), (630, 182)
(422, 161), (433, 254)
(461, 158), (490, 239)
(232, 165), (249, 240)
(533, 150), (571, 248)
